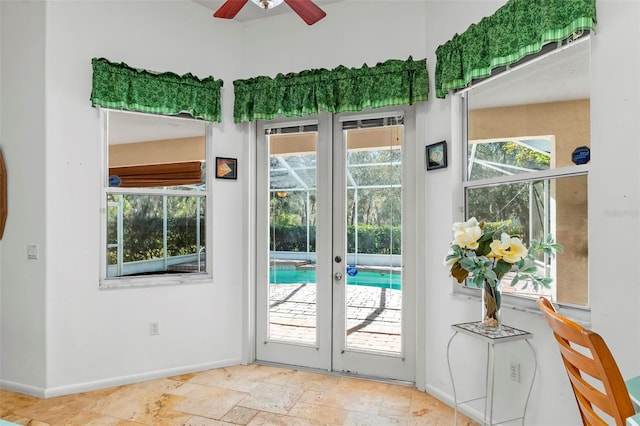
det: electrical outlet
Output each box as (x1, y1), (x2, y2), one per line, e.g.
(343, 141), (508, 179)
(150, 322), (160, 336)
(509, 362), (520, 382)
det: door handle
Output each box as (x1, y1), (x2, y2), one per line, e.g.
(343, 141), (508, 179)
(334, 272), (343, 281)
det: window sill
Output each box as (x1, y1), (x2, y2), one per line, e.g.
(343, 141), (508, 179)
(451, 285), (591, 327)
(100, 273), (213, 290)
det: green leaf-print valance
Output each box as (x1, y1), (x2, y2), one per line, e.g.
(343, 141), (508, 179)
(435, 0), (596, 99)
(233, 57), (428, 123)
(90, 58), (223, 122)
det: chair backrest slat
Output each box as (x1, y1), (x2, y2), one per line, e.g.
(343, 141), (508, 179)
(567, 368), (611, 413)
(553, 334), (601, 378)
(537, 297), (635, 425)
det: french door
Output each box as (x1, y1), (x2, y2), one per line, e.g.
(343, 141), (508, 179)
(255, 108), (415, 382)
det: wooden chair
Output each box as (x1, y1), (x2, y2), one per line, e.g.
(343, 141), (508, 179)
(537, 297), (636, 425)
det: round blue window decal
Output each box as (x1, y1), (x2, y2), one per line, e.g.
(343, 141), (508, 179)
(109, 175), (121, 187)
(571, 146), (590, 165)
(346, 265), (358, 276)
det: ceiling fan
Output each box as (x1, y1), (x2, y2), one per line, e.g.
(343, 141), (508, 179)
(213, 0), (327, 26)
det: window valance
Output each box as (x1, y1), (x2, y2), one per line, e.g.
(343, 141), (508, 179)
(233, 57), (428, 123)
(435, 0), (596, 99)
(90, 58), (223, 122)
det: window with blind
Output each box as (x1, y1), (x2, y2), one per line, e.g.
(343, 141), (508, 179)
(458, 38), (590, 313)
(101, 109), (212, 286)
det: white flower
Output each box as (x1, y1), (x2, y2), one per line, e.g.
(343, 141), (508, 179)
(452, 217), (482, 250)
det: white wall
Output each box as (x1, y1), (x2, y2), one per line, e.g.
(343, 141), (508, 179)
(2, 1), (640, 424)
(0, 0), (48, 394)
(589, 0), (640, 371)
(421, 1), (640, 425)
(1, 0), (248, 396)
(238, 1), (427, 77)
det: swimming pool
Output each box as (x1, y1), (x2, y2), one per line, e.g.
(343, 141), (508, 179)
(270, 268), (401, 290)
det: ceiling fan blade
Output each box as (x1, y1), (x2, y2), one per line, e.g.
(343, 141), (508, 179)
(213, 0), (250, 19)
(284, 0), (326, 25)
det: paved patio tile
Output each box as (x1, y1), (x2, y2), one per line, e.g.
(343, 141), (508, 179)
(268, 284), (401, 352)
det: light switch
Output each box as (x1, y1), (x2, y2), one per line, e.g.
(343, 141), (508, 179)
(27, 244), (38, 260)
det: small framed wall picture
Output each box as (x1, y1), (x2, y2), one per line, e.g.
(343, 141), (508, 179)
(215, 157), (237, 180)
(426, 141), (447, 171)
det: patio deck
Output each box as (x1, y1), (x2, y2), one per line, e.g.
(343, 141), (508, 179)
(268, 283), (402, 353)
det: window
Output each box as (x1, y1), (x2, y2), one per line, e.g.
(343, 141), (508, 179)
(101, 110), (211, 286)
(460, 39), (590, 309)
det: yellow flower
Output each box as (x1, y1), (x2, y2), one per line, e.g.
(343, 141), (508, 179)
(489, 233), (527, 263)
(452, 217), (482, 250)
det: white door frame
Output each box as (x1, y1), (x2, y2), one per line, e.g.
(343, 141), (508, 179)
(249, 106), (418, 383)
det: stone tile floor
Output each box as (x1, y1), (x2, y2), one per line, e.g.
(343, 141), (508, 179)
(0, 364), (478, 425)
(269, 284), (402, 352)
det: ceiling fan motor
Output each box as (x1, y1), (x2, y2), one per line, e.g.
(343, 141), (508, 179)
(213, 0), (327, 26)
(254, 0), (280, 10)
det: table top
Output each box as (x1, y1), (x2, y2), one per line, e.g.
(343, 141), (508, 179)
(452, 321), (533, 344)
(626, 375), (640, 409)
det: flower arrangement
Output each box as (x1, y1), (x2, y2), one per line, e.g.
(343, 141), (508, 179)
(445, 217), (563, 327)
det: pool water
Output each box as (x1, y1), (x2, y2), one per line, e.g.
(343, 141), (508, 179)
(270, 268), (401, 290)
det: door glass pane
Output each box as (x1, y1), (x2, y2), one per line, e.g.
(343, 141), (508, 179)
(268, 126), (318, 344)
(343, 119), (402, 353)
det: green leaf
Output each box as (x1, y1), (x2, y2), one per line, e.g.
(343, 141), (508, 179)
(510, 275), (520, 287)
(479, 232), (494, 241)
(494, 259), (513, 275)
(538, 277), (553, 288)
(445, 253), (459, 262)
(476, 239), (493, 256)
(485, 269), (498, 283)
(470, 275), (483, 288)
(459, 257), (477, 270)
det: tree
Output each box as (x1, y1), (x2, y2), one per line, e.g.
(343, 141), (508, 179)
(268, 146), (403, 256)
(467, 141), (550, 243)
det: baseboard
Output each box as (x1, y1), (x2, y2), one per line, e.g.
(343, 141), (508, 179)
(0, 379), (46, 398)
(425, 383), (483, 424)
(1, 357), (243, 399)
